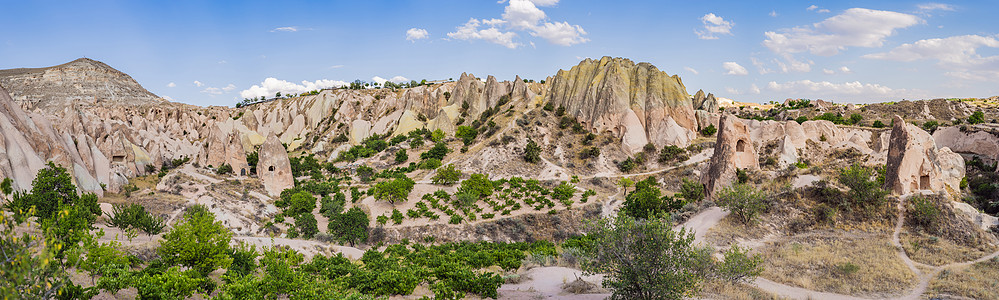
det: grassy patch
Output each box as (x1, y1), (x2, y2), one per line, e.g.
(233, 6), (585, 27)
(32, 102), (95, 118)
(900, 232), (998, 266)
(760, 234), (917, 296)
(700, 280), (783, 300)
(929, 257), (999, 299)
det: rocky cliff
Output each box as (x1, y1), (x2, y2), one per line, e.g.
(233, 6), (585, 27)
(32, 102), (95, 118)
(0, 58), (163, 111)
(543, 56), (696, 153)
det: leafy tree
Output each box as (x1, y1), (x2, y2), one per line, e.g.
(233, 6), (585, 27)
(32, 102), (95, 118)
(848, 113), (863, 125)
(968, 110), (985, 124)
(922, 120), (939, 133)
(356, 165), (375, 182)
(459, 174), (493, 199)
(430, 129), (445, 142)
(551, 181), (576, 203)
(658, 145), (688, 164)
(4, 162), (101, 256)
(432, 164), (462, 185)
(328, 207), (369, 246)
(794, 116), (808, 124)
(678, 178), (705, 202)
(0, 213), (78, 299)
(622, 177), (683, 220)
(108, 203), (166, 236)
(246, 151), (259, 175)
(523, 140), (541, 163)
(839, 163), (890, 214)
(420, 142), (450, 161)
(284, 191), (317, 216)
(618, 157), (637, 172)
(217, 163), (233, 175)
(715, 183), (768, 224)
(372, 177), (416, 204)
(294, 213), (319, 239)
(617, 177), (634, 194)
(394, 149), (408, 164)
(700, 124), (717, 136)
(582, 214), (707, 300)
(872, 120), (886, 128)
(391, 209), (404, 225)
(158, 209), (234, 275)
(0, 178), (11, 196)
(455, 126), (478, 145)
(906, 195), (941, 232)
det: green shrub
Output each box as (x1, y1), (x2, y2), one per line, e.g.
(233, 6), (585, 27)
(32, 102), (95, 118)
(621, 177), (684, 219)
(968, 110), (985, 124)
(907, 195), (941, 232)
(394, 149), (408, 164)
(922, 120), (939, 133)
(795, 116), (808, 124)
(328, 207), (369, 246)
(459, 174), (494, 199)
(216, 163), (233, 175)
(848, 113), (863, 125)
(678, 178), (705, 202)
(701, 124), (717, 136)
(837, 163), (889, 214)
(421, 142), (450, 161)
(618, 157), (637, 172)
(108, 203), (166, 236)
(872, 120), (886, 128)
(523, 140), (541, 163)
(432, 164), (462, 185)
(736, 168), (749, 184)
(715, 183), (768, 224)
(372, 177), (416, 204)
(159, 209), (233, 275)
(391, 209), (404, 225)
(659, 145), (688, 164)
(455, 126), (478, 145)
(294, 213), (319, 239)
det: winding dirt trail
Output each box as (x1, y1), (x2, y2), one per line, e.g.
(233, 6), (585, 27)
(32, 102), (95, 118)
(679, 196), (999, 300)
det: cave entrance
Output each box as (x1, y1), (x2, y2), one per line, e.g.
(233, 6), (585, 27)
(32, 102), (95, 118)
(268, 165), (275, 172)
(919, 175), (930, 190)
(736, 140), (747, 152)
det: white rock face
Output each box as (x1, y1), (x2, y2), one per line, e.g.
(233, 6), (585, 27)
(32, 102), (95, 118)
(258, 134), (293, 197)
(933, 126), (999, 164)
(883, 115), (965, 195)
(701, 114), (759, 198)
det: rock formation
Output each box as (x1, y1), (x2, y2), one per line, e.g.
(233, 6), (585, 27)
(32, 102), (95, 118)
(692, 89), (719, 113)
(257, 134), (293, 196)
(701, 114), (759, 198)
(0, 58), (163, 111)
(544, 56), (697, 153)
(933, 126), (999, 167)
(883, 116), (965, 195)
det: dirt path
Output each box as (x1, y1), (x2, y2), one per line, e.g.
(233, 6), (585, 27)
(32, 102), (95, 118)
(679, 195), (999, 300)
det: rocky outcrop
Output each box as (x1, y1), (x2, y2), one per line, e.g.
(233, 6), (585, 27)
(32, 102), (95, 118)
(544, 56), (696, 153)
(692, 89), (719, 113)
(883, 116), (965, 195)
(933, 126), (999, 166)
(257, 134), (293, 196)
(701, 114), (759, 198)
(0, 58), (163, 111)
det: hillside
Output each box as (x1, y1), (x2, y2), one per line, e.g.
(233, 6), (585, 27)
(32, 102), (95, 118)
(1, 57), (998, 299)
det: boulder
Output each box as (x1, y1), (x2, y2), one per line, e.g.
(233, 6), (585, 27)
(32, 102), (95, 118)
(692, 89), (719, 113)
(701, 114), (759, 198)
(933, 126), (999, 164)
(883, 115), (965, 195)
(258, 134), (293, 196)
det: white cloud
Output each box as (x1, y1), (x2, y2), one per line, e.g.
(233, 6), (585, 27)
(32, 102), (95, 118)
(218, 60), (227, 64)
(750, 57), (773, 74)
(723, 62), (749, 75)
(271, 26), (299, 32)
(696, 13), (734, 40)
(822, 69), (835, 75)
(193, 81), (203, 87)
(806, 5), (829, 13)
(329, 65), (344, 69)
(725, 87), (740, 94)
(167, 82), (176, 88)
(683, 66), (699, 75)
(917, 3), (955, 12)
(766, 80), (925, 100)
(863, 34), (999, 81)
(371, 76), (410, 85)
(448, 18), (521, 48)
(201, 84), (237, 96)
(770, 10), (778, 17)
(750, 84), (761, 94)
(239, 78), (349, 99)
(764, 8), (921, 57)
(839, 66), (853, 73)
(406, 28), (429, 41)
(818, 9), (830, 13)
(530, 21), (588, 46)
(807, 5), (819, 11)
(447, 0), (585, 48)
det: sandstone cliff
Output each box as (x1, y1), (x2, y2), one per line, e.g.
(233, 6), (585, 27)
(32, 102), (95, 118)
(543, 56), (696, 153)
(0, 58), (163, 111)
(883, 116), (964, 195)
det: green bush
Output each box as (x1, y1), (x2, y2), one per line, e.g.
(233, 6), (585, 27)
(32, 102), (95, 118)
(432, 164), (462, 185)
(968, 110), (985, 124)
(621, 177), (684, 220)
(421, 142), (450, 161)
(394, 149), (408, 164)
(459, 174), (494, 199)
(294, 213), (319, 239)
(837, 163), (889, 214)
(159, 209), (233, 275)
(523, 140), (541, 163)
(372, 177), (416, 204)
(736, 168), (748, 184)
(907, 195), (941, 232)
(678, 178), (705, 202)
(715, 183), (768, 224)
(872, 120), (886, 128)
(795, 116), (808, 124)
(391, 209), (404, 225)
(848, 113), (863, 125)
(108, 203), (166, 236)
(659, 145), (689, 164)
(246, 151), (258, 175)
(701, 124), (717, 136)
(617, 157), (637, 172)
(922, 120), (939, 133)
(328, 207), (369, 246)
(216, 163), (233, 175)
(455, 126), (478, 145)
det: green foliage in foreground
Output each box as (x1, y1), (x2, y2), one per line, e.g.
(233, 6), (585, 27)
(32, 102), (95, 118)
(582, 214), (763, 300)
(108, 203), (166, 236)
(715, 183), (769, 224)
(158, 209), (234, 275)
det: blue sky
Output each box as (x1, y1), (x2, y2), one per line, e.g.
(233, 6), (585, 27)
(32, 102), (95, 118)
(1, 0), (997, 106)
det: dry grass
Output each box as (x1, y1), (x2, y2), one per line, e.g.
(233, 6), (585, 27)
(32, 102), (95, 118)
(928, 257), (999, 299)
(705, 214), (772, 248)
(760, 233), (917, 296)
(700, 280), (785, 300)
(899, 232), (998, 266)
